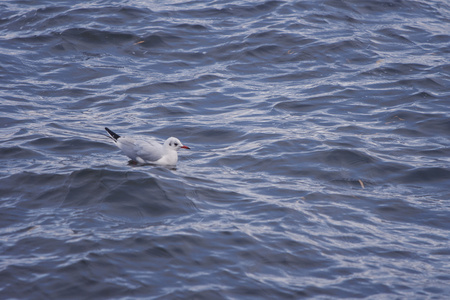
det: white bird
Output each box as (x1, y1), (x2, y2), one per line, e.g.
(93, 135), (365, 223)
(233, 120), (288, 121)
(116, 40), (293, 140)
(105, 127), (190, 165)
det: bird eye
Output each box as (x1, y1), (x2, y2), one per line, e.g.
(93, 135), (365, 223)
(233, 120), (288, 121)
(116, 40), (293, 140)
(174, 143), (178, 146)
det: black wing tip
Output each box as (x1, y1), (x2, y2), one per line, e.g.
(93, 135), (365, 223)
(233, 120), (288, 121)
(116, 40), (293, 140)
(105, 127), (121, 140)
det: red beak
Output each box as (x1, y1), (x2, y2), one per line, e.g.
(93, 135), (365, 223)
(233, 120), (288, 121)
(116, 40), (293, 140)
(181, 145), (190, 149)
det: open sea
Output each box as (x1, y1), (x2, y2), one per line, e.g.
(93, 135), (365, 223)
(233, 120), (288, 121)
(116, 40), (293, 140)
(1, 0), (450, 299)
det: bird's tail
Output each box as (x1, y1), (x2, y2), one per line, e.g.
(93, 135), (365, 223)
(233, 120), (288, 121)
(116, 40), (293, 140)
(105, 127), (121, 141)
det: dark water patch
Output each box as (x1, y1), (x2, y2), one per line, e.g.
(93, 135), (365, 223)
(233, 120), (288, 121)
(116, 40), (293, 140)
(0, 145), (43, 159)
(245, 29), (310, 48)
(0, 5), (68, 32)
(374, 27), (417, 45)
(51, 138), (121, 155)
(362, 64), (417, 77)
(189, 185), (244, 208)
(137, 33), (171, 48)
(66, 95), (115, 110)
(418, 147), (450, 158)
(384, 110), (450, 136)
(5, 5), (152, 37)
(61, 28), (136, 46)
(25, 136), (83, 154)
(404, 91), (437, 102)
(82, 6), (153, 27)
(0, 206), (30, 229)
(397, 77), (446, 91)
(209, 41), (250, 62)
(125, 78), (202, 94)
(179, 0), (281, 19)
(375, 196), (450, 230)
(323, 149), (377, 168)
(62, 169), (196, 217)
(195, 127), (244, 145)
(177, 92), (245, 113)
(99, 175), (195, 221)
(0, 54), (33, 82)
(177, 7), (233, 19)
(244, 44), (283, 60)
(397, 167), (450, 184)
(0, 168), (196, 223)
(267, 69), (325, 82)
(417, 118), (450, 136)
(390, 127), (422, 137)
(67, 6), (152, 20)
(216, 154), (263, 172)
(130, 102), (189, 118)
(173, 23), (209, 31)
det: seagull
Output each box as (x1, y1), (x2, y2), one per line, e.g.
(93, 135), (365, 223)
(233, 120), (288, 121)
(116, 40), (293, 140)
(105, 127), (190, 165)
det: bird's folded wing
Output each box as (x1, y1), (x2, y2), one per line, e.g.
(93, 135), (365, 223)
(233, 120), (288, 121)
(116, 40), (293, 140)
(116, 137), (139, 161)
(135, 139), (164, 162)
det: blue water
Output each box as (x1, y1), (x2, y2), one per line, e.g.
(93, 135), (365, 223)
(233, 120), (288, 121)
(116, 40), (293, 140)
(1, 0), (450, 298)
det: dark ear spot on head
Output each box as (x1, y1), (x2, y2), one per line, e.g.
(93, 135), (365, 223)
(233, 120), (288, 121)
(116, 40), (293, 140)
(169, 142), (172, 146)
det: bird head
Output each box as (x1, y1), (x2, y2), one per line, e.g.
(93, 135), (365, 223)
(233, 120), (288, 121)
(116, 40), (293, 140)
(165, 137), (190, 151)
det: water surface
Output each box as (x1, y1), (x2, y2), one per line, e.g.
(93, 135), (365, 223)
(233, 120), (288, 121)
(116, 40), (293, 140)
(1, 0), (449, 298)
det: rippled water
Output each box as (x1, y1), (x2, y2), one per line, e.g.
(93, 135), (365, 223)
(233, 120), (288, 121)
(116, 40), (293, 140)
(1, 0), (450, 298)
